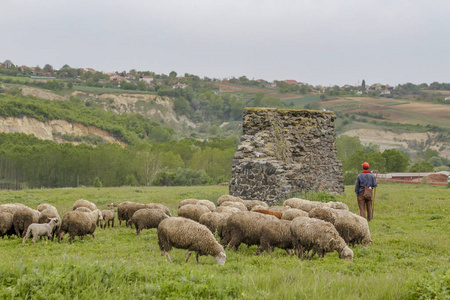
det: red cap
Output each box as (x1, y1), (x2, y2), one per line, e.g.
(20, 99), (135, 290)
(362, 162), (370, 169)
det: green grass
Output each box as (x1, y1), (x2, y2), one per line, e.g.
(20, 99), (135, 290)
(0, 184), (448, 299)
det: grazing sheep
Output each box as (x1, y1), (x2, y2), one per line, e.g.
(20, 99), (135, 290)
(157, 217), (226, 265)
(178, 199), (199, 208)
(257, 219), (294, 255)
(335, 210), (372, 247)
(38, 207), (61, 240)
(58, 209), (103, 243)
(0, 211), (14, 238)
(22, 217), (59, 244)
(37, 203), (57, 212)
(101, 203), (116, 229)
(283, 198), (321, 212)
(290, 216), (353, 261)
(250, 205), (271, 211)
(220, 211), (278, 251)
(266, 206), (291, 213)
(281, 208), (309, 221)
(308, 207), (336, 224)
(117, 202), (147, 227)
(214, 206), (241, 215)
(325, 201), (349, 210)
(219, 201), (248, 211)
(72, 199), (98, 211)
(216, 195), (244, 206)
(197, 200), (216, 212)
(127, 208), (169, 235)
(199, 212), (232, 234)
(12, 206), (40, 237)
(242, 199), (269, 211)
(284, 198), (349, 212)
(145, 203), (172, 217)
(253, 209), (283, 219)
(178, 204), (210, 222)
(75, 207), (92, 213)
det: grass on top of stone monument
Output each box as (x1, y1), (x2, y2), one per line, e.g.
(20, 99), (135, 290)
(0, 183), (448, 299)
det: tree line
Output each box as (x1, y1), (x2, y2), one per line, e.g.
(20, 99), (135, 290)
(0, 133), (237, 188)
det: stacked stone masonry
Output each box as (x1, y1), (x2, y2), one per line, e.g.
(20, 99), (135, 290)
(229, 108), (344, 203)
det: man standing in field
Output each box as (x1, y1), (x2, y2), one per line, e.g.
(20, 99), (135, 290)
(355, 162), (377, 221)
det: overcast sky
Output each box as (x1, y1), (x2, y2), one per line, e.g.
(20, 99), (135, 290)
(1, 0), (449, 86)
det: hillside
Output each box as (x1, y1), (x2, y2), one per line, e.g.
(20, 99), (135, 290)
(0, 80), (449, 160)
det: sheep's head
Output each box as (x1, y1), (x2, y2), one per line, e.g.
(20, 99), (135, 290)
(214, 251), (226, 265)
(339, 246), (353, 262)
(48, 217), (59, 225)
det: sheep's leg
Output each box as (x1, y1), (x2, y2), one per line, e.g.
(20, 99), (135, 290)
(58, 231), (65, 243)
(185, 251), (192, 263)
(195, 252), (199, 264)
(32, 234), (37, 244)
(165, 251), (172, 262)
(22, 228), (31, 244)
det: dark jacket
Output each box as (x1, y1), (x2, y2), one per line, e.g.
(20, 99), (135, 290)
(355, 171), (378, 194)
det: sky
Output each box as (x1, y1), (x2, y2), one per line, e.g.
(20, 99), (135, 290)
(1, 0), (449, 86)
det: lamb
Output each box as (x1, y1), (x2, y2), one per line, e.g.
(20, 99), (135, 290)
(309, 207), (372, 247)
(178, 204), (210, 222)
(38, 207), (61, 240)
(290, 216), (353, 261)
(72, 199), (98, 211)
(220, 211), (278, 251)
(199, 212), (232, 234)
(58, 209), (103, 243)
(157, 217), (226, 265)
(257, 219), (294, 255)
(0, 211), (14, 238)
(253, 209), (283, 219)
(101, 203), (116, 229)
(127, 208), (169, 235)
(22, 217), (59, 244)
(281, 208), (309, 221)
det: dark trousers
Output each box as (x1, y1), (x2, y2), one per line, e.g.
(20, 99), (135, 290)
(357, 193), (373, 221)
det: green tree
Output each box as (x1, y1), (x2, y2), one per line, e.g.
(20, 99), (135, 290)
(336, 135), (363, 160)
(409, 161), (434, 172)
(382, 149), (410, 172)
(423, 148), (440, 161)
(169, 71), (177, 78)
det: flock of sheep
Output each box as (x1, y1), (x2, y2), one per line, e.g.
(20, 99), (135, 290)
(0, 195), (372, 265)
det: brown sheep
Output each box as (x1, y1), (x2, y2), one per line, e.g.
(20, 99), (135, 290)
(127, 208), (169, 235)
(253, 209), (283, 219)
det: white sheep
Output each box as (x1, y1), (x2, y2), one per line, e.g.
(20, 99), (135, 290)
(281, 208), (309, 221)
(22, 217), (59, 244)
(257, 219), (294, 255)
(309, 207), (372, 247)
(290, 216), (353, 261)
(101, 203), (116, 229)
(178, 204), (210, 222)
(72, 199), (98, 211)
(127, 208), (169, 235)
(157, 217), (226, 265)
(58, 209), (103, 243)
(220, 211), (278, 251)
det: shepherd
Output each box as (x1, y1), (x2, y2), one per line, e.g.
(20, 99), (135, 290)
(355, 162), (378, 221)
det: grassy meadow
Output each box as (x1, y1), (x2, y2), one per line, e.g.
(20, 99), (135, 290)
(0, 183), (448, 299)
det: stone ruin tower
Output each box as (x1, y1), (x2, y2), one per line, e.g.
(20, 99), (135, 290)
(229, 108), (344, 203)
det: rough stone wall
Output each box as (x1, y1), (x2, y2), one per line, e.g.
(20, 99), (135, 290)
(229, 108), (344, 203)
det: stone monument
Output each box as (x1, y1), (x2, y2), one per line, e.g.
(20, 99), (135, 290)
(229, 108), (344, 203)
